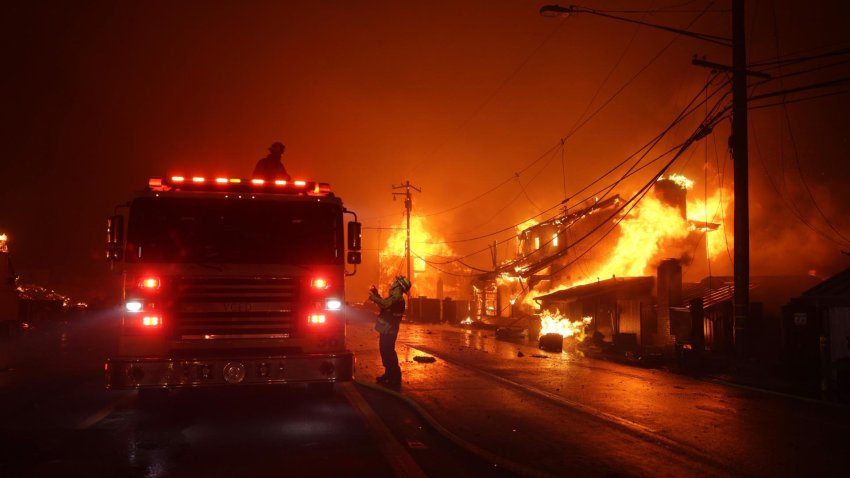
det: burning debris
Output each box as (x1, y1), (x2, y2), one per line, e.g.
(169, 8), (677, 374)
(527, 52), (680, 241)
(537, 311), (593, 352)
(413, 355), (436, 363)
(539, 333), (564, 353)
(539, 311), (593, 340)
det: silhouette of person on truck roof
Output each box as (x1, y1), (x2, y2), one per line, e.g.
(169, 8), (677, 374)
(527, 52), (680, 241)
(252, 141), (291, 181)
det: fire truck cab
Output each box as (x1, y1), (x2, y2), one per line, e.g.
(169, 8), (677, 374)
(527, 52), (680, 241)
(105, 176), (361, 392)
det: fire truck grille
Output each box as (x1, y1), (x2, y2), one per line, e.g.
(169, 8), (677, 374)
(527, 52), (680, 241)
(174, 277), (298, 339)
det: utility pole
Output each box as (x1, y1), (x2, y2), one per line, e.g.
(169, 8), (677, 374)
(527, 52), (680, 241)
(392, 181), (421, 289)
(540, 2), (753, 358)
(731, 0), (749, 359)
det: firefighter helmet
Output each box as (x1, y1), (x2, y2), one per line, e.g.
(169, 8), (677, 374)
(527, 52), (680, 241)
(393, 275), (411, 293)
(269, 141), (285, 155)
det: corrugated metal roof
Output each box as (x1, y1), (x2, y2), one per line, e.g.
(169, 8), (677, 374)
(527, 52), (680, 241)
(682, 275), (820, 311)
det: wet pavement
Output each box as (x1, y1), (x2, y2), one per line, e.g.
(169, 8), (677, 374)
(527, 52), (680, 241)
(348, 307), (850, 477)
(2, 308), (849, 477)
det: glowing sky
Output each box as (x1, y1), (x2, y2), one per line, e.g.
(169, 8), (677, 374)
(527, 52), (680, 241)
(2, 1), (849, 300)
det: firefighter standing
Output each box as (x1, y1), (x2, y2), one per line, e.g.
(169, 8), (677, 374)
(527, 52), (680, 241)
(252, 141), (291, 181)
(368, 275), (411, 386)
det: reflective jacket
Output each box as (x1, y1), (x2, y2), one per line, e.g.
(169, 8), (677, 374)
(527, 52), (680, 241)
(369, 287), (406, 332)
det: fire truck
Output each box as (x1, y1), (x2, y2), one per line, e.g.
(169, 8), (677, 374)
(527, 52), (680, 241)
(104, 176), (361, 395)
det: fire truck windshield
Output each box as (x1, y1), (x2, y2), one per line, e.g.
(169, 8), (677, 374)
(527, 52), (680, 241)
(126, 197), (342, 264)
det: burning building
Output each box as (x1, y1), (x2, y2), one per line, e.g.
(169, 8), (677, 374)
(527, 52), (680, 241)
(474, 175), (733, 356)
(378, 215), (472, 322)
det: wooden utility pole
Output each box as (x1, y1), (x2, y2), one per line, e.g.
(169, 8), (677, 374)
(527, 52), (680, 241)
(392, 181), (421, 290)
(540, 2), (753, 357)
(731, 0), (750, 358)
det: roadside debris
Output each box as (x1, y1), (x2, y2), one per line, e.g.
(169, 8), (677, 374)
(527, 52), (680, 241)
(413, 355), (436, 363)
(538, 333), (564, 353)
(517, 351), (525, 357)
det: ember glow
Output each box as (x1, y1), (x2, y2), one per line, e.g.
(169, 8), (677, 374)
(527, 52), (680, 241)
(539, 310), (592, 340)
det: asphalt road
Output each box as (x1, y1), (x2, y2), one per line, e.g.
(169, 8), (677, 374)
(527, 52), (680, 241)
(349, 307), (850, 477)
(0, 310), (510, 478)
(2, 308), (849, 477)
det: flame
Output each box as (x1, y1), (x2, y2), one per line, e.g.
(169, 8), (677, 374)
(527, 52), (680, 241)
(515, 219), (538, 255)
(539, 310), (592, 340)
(568, 177), (732, 285)
(379, 215), (455, 297)
(521, 176), (731, 304)
(663, 174), (694, 190)
(586, 194), (688, 282)
(687, 187), (732, 260)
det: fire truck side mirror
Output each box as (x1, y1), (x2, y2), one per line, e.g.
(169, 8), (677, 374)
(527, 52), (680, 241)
(347, 221), (361, 251)
(346, 221), (361, 265)
(106, 215), (124, 261)
(347, 251), (361, 264)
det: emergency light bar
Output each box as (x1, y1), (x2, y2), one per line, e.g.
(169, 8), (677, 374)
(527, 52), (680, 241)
(147, 176), (332, 196)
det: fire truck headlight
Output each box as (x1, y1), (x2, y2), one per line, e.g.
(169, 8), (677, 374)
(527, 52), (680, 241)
(125, 301), (143, 313)
(325, 299), (342, 310)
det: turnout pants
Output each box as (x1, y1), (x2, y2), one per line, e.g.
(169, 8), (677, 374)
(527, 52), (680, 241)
(379, 332), (401, 382)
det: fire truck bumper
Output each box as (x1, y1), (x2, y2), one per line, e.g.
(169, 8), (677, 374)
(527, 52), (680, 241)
(105, 352), (354, 389)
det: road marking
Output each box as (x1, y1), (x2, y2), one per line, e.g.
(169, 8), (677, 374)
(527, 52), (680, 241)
(340, 382), (428, 478)
(75, 391), (135, 430)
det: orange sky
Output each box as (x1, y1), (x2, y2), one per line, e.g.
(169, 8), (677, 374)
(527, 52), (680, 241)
(2, 1), (849, 300)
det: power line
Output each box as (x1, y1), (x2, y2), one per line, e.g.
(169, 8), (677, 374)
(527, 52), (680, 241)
(413, 5), (717, 222)
(415, 74), (731, 264)
(417, 73), (729, 248)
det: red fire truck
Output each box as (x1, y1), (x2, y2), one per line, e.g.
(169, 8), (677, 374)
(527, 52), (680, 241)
(105, 176), (361, 395)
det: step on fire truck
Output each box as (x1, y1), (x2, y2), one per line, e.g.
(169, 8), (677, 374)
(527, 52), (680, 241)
(105, 175), (361, 395)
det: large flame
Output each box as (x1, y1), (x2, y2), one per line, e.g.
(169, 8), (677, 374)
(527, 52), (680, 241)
(687, 188), (732, 260)
(379, 215), (455, 298)
(539, 310), (592, 340)
(521, 177), (733, 330)
(543, 177), (731, 290)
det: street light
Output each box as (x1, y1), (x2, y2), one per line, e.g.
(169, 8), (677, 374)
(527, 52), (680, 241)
(541, 2), (751, 358)
(539, 4), (731, 46)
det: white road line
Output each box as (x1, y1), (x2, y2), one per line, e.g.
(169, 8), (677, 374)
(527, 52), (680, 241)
(340, 382), (428, 478)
